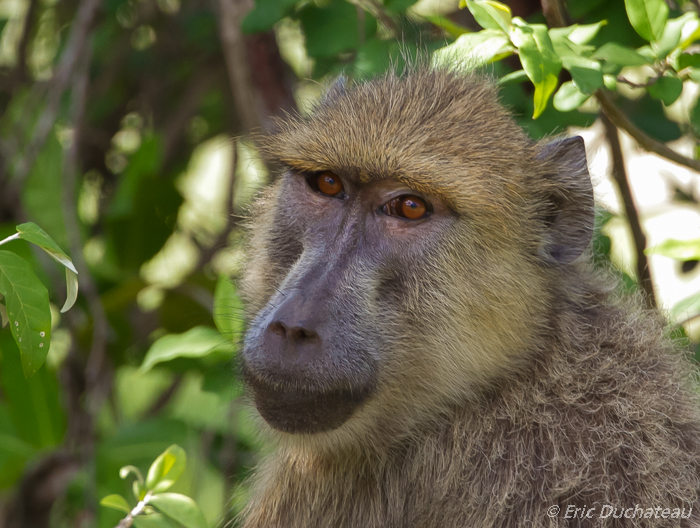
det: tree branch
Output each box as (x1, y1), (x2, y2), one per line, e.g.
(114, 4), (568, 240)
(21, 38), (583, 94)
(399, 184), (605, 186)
(601, 113), (657, 309)
(540, 0), (569, 27)
(595, 89), (700, 173)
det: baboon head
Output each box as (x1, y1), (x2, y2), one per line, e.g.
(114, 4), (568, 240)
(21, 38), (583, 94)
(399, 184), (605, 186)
(240, 70), (593, 448)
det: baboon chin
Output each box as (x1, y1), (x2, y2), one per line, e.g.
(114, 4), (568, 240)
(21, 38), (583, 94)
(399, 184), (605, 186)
(239, 69), (700, 528)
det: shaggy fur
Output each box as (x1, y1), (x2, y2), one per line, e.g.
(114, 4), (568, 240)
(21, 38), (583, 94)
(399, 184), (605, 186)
(239, 69), (700, 527)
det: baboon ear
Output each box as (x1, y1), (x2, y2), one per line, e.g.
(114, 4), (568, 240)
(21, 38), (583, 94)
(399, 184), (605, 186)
(536, 136), (594, 265)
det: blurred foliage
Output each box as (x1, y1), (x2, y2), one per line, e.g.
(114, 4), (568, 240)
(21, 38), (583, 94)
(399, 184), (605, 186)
(0, 0), (698, 526)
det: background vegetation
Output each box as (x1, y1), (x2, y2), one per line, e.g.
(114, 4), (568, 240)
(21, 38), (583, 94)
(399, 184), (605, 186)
(0, 0), (699, 526)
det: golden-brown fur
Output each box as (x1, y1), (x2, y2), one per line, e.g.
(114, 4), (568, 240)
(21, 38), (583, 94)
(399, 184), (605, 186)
(239, 69), (700, 527)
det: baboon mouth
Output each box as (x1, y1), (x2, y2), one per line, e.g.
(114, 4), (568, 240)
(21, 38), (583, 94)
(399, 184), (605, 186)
(244, 373), (372, 434)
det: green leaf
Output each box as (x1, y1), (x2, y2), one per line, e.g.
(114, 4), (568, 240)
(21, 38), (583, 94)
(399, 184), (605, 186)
(654, 12), (697, 58)
(149, 493), (207, 528)
(424, 15), (469, 37)
(553, 81), (590, 111)
(213, 275), (244, 341)
(566, 21), (607, 45)
(15, 223), (77, 274)
(464, 0), (512, 33)
(299, 0), (376, 59)
(120, 464), (145, 483)
(0, 332), (65, 447)
(510, 21), (562, 118)
(647, 74), (684, 106)
(0, 251), (51, 377)
(140, 326), (234, 373)
(648, 238), (700, 260)
(100, 494), (132, 513)
(549, 31), (603, 93)
(672, 292), (700, 322)
(624, 0), (668, 42)
(592, 42), (652, 66)
(432, 29), (514, 68)
(15, 222), (79, 313)
(133, 513), (179, 528)
(603, 74), (618, 90)
(679, 53), (700, 70)
(689, 68), (700, 83)
(385, 0), (419, 13)
(498, 69), (529, 84)
(145, 445), (186, 493)
(241, 0), (297, 34)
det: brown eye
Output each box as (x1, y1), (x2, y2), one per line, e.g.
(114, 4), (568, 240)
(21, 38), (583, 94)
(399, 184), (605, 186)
(381, 195), (430, 220)
(316, 172), (344, 197)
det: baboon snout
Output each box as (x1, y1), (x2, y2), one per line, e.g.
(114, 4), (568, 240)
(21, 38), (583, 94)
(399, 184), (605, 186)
(262, 298), (326, 369)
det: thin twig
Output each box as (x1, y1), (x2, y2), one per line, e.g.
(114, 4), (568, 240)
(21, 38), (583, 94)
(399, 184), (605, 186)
(217, 0), (263, 135)
(601, 113), (657, 309)
(115, 491), (153, 528)
(13, 0), (102, 189)
(60, 33), (110, 408)
(359, 0), (399, 37)
(14, 0), (39, 84)
(596, 89), (700, 173)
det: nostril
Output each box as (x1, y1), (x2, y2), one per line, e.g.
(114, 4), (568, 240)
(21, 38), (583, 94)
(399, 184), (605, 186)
(268, 321), (287, 338)
(267, 320), (319, 343)
(291, 327), (319, 342)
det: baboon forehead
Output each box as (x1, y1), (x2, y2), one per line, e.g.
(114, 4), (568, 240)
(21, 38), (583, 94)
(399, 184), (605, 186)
(259, 70), (538, 209)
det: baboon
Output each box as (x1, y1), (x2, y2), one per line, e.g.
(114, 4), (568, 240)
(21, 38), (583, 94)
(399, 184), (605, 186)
(239, 69), (700, 527)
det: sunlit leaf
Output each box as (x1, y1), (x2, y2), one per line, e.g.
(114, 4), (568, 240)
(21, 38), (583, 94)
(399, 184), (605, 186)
(140, 326), (234, 373)
(432, 29), (514, 68)
(100, 494), (132, 513)
(672, 292), (700, 322)
(567, 21), (607, 45)
(553, 81), (590, 111)
(0, 251), (51, 377)
(624, 0), (668, 42)
(463, 0), (512, 33)
(592, 42), (652, 66)
(647, 74), (684, 106)
(550, 33), (603, 94)
(603, 74), (618, 91)
(654, 12), (697, 58)
(510, 20), (562, 118)
(15, 222), (79, 312)
(647, 238), (700, 260)
(149, 493), (207, 528)
(146, 445), (186, 493)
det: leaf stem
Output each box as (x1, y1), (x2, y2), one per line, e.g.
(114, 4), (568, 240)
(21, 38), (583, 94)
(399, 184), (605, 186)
(0, 233), (20, 247)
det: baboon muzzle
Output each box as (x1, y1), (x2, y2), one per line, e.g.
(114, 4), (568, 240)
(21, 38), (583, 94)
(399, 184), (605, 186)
(242, 254), (377, 434)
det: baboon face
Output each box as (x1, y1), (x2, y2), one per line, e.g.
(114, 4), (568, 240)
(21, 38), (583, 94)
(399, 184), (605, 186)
(241, 71), (593, 441)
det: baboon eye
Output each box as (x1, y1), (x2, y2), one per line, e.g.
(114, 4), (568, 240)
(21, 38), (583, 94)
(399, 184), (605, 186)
(308, 171), (345, 198)
(381, 195), (430, 220)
